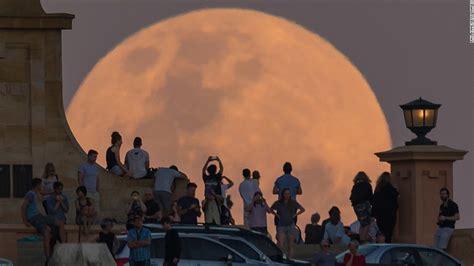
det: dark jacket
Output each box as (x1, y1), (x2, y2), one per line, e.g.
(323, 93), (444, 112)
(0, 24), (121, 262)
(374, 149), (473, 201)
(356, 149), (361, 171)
(164, 229), (181, 263)
(372, 183), (399, 216)
(350, 182), (373, 206)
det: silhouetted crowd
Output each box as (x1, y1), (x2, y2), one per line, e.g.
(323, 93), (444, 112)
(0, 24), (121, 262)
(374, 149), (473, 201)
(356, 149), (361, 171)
(20, 131), (460, 266)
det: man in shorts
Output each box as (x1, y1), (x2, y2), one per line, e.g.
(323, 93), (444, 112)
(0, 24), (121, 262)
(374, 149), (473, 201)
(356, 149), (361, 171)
(434, 188), (460, 250)
(21, 178), (66, 263)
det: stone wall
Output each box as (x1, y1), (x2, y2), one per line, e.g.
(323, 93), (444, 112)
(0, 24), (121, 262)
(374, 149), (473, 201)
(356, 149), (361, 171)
(0, 0), (188, 226)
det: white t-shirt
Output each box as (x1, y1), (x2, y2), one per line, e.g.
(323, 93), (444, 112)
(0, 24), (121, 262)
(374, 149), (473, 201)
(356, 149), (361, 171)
(349, 219), (379, 242)
(239, 179), (260, 206)
(125, 148), (149, 179)
(324, 221), (350, 245)
(221, 183), (231, 206)
(154, 168), (181, 193)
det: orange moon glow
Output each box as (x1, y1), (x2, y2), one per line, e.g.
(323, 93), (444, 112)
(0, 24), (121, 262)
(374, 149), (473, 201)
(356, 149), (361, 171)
(67, 8), (391, 229)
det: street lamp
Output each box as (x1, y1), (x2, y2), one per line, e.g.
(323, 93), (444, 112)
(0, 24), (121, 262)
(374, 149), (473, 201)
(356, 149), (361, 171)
(400, 97), (441, 145)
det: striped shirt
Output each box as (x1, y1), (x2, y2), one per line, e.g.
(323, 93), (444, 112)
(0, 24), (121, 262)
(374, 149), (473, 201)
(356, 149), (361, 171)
(127, 227), (151, 262)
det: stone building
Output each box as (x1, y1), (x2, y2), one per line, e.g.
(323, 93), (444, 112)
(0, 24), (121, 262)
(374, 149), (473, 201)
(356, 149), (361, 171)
(0, 0), (187, 224)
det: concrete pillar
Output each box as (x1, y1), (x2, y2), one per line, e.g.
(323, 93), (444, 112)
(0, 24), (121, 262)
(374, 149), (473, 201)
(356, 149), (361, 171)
(375, 145), (467, 245)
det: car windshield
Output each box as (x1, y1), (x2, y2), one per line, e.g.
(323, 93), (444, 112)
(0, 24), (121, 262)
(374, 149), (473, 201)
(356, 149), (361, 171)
(239, 233), (284, 262)
(218, 238), (261, 261)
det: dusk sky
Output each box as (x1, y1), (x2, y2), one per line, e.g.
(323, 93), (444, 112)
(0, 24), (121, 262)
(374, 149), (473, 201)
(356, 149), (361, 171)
(42, 0), (473, 227)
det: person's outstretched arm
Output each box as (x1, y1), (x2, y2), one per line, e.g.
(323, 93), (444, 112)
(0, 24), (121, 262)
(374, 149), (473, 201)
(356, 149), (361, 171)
(202, 157), (211, 177)
(217, 157), (224, 175)
(223, 176), (234, 189)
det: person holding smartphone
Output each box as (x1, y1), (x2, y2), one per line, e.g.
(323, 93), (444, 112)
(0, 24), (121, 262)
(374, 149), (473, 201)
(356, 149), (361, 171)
(126, 191), (147, 230)
(202, 156), (224, 196)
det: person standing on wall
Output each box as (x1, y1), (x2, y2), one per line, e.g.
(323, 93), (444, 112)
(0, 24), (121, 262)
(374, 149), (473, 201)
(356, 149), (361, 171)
(349, 171), (373, 243)
(372, 172), (399, 243)
(239, 168), (260, 227)
(177, 182), (201, 225)
(78, 149), (101, 215)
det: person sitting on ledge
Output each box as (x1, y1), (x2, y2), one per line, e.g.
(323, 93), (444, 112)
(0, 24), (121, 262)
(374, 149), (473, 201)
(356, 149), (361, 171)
(22, 178), (66, 264)
(305, 212), (323, 245)
(125, 137), (150, 179)
(45, 181), (69, 225)
(106, 131), (129, 177)
(323, 206), (350, 246)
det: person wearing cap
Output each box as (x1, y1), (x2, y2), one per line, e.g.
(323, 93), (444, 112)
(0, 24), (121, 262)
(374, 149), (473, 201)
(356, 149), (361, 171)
(127, 215), (151, 266)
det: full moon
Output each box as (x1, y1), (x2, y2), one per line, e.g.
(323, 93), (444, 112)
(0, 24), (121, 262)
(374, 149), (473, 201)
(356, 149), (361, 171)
(67, 8), (391, 229)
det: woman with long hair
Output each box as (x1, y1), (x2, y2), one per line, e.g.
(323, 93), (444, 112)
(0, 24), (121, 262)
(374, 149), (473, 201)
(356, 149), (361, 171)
(372, 172), (399, 243)
(106, 131), (129, 177)
(41, 162), (59, 213)
(271, 188), (305, 259)
(350, 171), (373, 243)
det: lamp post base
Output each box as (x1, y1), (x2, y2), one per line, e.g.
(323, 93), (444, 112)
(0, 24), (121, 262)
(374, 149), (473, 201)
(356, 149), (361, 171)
(405, 136), (437, 146)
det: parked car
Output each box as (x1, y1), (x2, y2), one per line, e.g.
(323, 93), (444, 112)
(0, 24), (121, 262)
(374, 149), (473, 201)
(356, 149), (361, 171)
(142, 223), (309, 265)
(0, 258), (13, 266)
(335, 244), (462, 266)
(116, 232), (272, 265)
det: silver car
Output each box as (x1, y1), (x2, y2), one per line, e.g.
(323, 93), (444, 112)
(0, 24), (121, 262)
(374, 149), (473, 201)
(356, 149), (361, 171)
(142, 223), (309, 265)
(335, 244), (462, 266)
(0, 258), (13, 266)
(116, 232), (271, 265)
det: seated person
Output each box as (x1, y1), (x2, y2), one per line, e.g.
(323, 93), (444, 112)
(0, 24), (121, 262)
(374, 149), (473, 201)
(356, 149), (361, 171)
(106, 131), (129, 177)
(305, 213), (323, 244)
(124, 137), (150, 179)
(22, 178), (66, 263)
(323, 207), (350, 246)
(45, 181), (69, 224)
(349, 217), (379, 243)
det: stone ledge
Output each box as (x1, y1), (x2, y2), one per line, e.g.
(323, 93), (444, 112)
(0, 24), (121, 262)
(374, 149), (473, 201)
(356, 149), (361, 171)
(0, 16), (74, 29)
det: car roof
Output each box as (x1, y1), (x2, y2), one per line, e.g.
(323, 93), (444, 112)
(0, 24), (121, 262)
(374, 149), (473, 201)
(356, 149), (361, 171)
(336, 243), (462, 264)
(116, 231), (262, 263)
(143, 223), (256, 233)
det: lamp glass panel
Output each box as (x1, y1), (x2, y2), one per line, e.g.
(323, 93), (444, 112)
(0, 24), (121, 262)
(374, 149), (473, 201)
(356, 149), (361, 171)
(424, 109), (435, 126)
(412, 109), (424, 127)
(403, 110), (413, 127)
